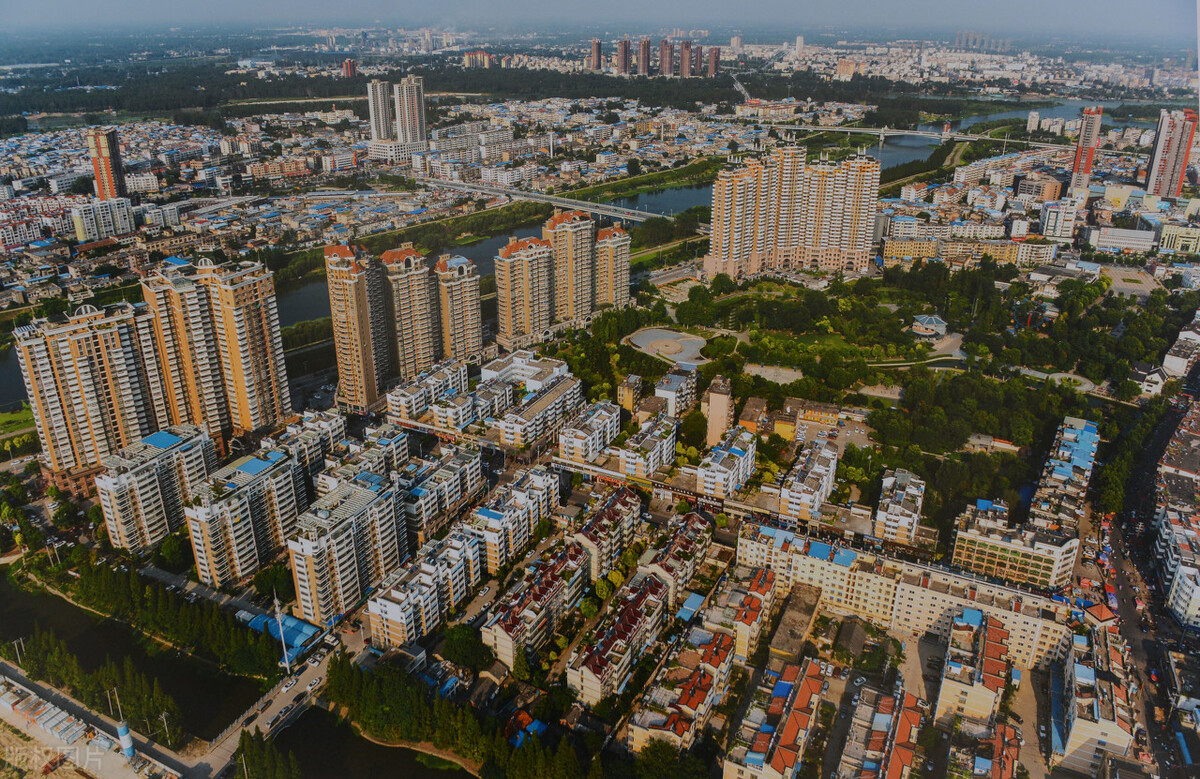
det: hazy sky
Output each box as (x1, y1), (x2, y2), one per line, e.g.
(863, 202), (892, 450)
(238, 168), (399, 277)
(4, 0), (1197, 43)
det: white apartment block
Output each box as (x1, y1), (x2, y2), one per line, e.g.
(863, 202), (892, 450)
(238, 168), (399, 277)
(616, 413), (677, 479)
(1050, 627), (1134, 774)
(481, 350), (569, 392)
(697, 426), (757, 499)
(71, 198), (134, 242)
(559, 401), (622, 463)
(654, 366), (698, 419)
(952, 499), (1079, 590)
(571, 488), (641, 582)
(932, 608), (1009, 727)
(400, 445), (485, 542)
(95, 426), (216, 555)
(288, 481), (408, 625)
(778, 440), (838, 521)
(386, 360), (469, 421)
(185, 449), (307, 588)
(872, 469), (926, 544)
(492, 376), (583, 448)
(737, 523), (1072, 670)
(262, 410), (348, 486)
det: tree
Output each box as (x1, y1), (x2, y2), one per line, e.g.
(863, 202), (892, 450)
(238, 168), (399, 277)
(678, 411), (707, 450)
(580, 597), (600, 620)
(607, 569), (624, 589)
(594, 579), (613, 600)
(626, 158), (642, 176)
(675, 498), (692, 515)
(441, 625), (496, 672)
(512, 649), (533, 682)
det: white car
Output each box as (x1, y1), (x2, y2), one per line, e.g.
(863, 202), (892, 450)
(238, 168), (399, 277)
(282, 679), (296, 693)
(307, 656), (320, 666)
(853, 676), (866, 687)
(307, 676), (322, 691)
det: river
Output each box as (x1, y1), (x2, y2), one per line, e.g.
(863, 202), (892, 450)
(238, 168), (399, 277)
(0, 568), (262, 742)
(274, 707), (472, 779)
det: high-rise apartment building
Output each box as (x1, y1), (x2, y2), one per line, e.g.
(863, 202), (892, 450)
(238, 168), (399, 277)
(342, 59), (358, 78)
(705, 147), (880, 277)
(617, 40), (632, 75)
(1147, 109), (1198, 198)
(701, 375), (735, 447)
(95, 426), (216, 555)
(289, 481), (407, 625)
(148, 258), (290, 440)
(142, 263), (234, 450)
(1070, 106), (1103, 190)
(795, 35), (804, 56)
(659, 40), (674, 76)
(707, 47), (720, 77)
(638, 39), (651, 76)
(366, 79), (395, 142)
(679, 41), (694, 77)
(190, 260), (291, 434)
(543, 210), (595, 324)
(326, 245), (392, 413)
(186, 448), (306, 588)
(382, 244), (441, 381)
(85, 127), (127, 201)
(590, 39), (603, 70)
(435, 255), (483, 363)
(595, 226), (631, 309)
(16, 303), (170, 494)
(495, 237), (553, 351)
(72, 198), (134, 242)
(393, 75), (427, 146)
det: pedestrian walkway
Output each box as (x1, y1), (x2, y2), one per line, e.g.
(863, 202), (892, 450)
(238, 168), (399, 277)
(140, 564), (266, 618)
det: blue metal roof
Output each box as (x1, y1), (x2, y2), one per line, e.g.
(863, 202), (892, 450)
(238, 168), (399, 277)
(143, 430), (183, 449)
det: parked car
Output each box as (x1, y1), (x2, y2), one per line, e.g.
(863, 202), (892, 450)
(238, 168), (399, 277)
(282, 679), (296, 693)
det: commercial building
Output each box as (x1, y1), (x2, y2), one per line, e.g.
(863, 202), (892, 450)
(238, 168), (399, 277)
(289, 480), (408, 625)
(326, 245), (392, 413)
(85, 127), (127, 201)
(543, 210), (595, 325)
(952, 499), (1079, 590)
(186, 448), (307, 588)
(382, 243), (441, 381)
(16, 303), (170, 494)
(495, 237), (553, 350)
(435, 255), (483, 363)
(705, 147), (880, 278)
(594, 226), (631, 309)
(1147, 109), (1198, 198)
(95, 426), (216, 555)
(1070, 106), (1103, 190)
(933, 607), (1010, 727)
(872, 469), (926, 544)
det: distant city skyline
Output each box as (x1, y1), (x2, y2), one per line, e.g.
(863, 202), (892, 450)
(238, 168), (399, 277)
(4, 0), (1196, 44)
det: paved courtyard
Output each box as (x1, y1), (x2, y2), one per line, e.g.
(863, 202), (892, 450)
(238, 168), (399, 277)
(625, 327), (709, 364)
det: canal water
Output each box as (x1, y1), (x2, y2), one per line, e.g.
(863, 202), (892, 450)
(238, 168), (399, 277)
(273, 707), (472, 779)
(0, 569), (262, 741)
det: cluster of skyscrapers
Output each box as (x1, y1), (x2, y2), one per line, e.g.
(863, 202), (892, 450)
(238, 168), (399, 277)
(590, 38), (719, 78)
(325, 244), (483, 413)
(366, 75), (429, 162)
(16, 257), (291, 493)
(704, 147), (881, 278)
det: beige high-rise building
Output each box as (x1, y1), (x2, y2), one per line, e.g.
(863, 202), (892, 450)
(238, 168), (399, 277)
(326, 245), (392, 413)
(704, 148), (880, 278)
(543, 210), (595, 324)
(393, 75), (427, 146)
(700, 375), (735, 447)
(495, 237), (553, 351)
(595, 226), (632, 309)
(435, 255), (483, 362)
(191, 259), (292, 434)
(382, 243), (441, 380)
(16, 303), (171, 494)
(142, 265), (234, 452)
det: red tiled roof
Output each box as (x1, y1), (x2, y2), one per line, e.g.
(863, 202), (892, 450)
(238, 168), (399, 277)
(497, 237), (550, 259)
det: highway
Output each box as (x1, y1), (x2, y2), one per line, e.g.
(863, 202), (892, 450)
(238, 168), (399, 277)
(414, 176), (668, 222)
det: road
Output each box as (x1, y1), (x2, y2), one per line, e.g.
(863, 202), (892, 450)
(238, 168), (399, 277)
(140, 564), (267, 618)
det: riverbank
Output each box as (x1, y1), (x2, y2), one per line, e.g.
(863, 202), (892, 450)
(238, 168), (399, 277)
(565, 156), (724, 203)
(321, 703), (479, 776)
